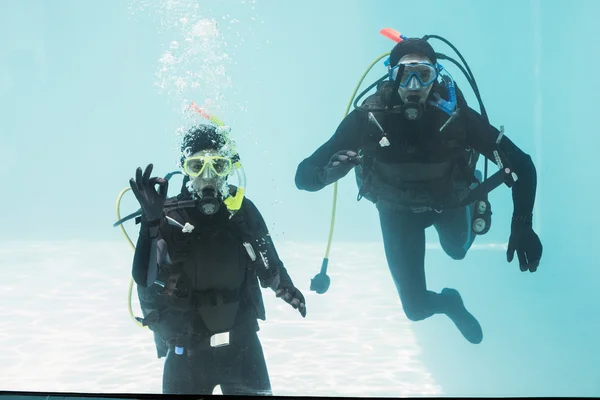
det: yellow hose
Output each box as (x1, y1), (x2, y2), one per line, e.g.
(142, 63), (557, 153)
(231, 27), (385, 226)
(323, 51), (391, 260)
(115, 186), (145, 328)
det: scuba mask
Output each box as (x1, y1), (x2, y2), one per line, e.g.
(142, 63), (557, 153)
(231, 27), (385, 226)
(182, 152), (234, 216)
(388, 55), (438, 120)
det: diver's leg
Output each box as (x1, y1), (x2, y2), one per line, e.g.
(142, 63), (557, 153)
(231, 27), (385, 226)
(433, 170), (483, 260)
(377, 206), (447, 321)
(162, 347), (215, 394)
(219, 330), (272, 396)
(431, 204), (484, 344)
(433, 203), (477, 260)
(433, 168), (484, 260)
(378, 206), (483, 344)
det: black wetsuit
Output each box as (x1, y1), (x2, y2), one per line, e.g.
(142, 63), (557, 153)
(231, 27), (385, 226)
(295, 82), (537, 337)
(132, 187), (294, 395)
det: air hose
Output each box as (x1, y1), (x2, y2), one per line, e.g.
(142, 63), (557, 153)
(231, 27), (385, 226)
(310, 51), (391, 295)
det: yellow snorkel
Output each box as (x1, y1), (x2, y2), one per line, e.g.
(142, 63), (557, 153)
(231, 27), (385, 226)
(115, 104), (247, 327)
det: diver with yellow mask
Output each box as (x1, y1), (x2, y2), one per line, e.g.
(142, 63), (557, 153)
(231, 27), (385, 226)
(295, 30), (543, 345)
(127, 124), (306, 395)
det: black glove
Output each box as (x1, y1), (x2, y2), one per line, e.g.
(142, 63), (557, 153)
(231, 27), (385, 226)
(129, 164), (169, 222)
(379, 80), (399, 108)
(507, 215), (542, 272)
(276, 284), (307, 318)
(319, 150), (362, 185)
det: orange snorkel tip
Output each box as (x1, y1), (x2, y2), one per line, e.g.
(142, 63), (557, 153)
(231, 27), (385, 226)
(188, 101), (226, 127)
(189, 101), (211, 120)
(379, 28), (404, 43)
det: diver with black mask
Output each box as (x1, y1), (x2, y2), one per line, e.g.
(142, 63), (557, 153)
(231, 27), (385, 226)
(129, 124), (306, 395)
(295, 32), (542, 345)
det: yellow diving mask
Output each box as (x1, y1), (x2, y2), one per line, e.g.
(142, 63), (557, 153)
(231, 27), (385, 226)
(183, 155), (233, 178)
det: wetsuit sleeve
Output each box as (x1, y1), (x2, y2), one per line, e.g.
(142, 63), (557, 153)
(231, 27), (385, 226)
(462, 107), (537, 217)
(294, 110), (363, 192)
(132, 221), (167, 288)
(244, 199), (296, 291)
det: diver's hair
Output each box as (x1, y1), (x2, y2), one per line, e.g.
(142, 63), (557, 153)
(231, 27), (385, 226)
(179, 124), (227, 166)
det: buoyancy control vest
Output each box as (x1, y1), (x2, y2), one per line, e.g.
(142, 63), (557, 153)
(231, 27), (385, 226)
(136, 186), (273, 355)
(354, 80), (480, 212)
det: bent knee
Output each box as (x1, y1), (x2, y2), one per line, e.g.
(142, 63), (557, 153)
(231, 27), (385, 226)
(448, 248), (467, 260)
(440, 242), (468, 260)
(402, 300), (430, 322)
